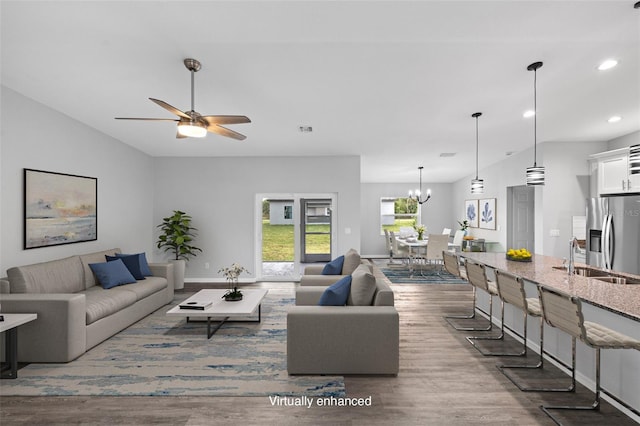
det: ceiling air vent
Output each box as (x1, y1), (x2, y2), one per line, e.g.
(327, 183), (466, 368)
(439, 153), (456, 157)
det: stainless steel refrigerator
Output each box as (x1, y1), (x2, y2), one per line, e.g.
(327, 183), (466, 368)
(586, 196), (640, 275)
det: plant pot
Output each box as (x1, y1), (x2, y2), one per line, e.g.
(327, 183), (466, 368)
(224, 292), (243, 302)
(170, 259), (186, 290)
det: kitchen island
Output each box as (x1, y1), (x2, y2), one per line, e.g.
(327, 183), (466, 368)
(459, 251), (640, 422)
(460, 252), (640, 321)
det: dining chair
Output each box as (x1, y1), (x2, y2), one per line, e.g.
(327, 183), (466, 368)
(450, 230), (464, 252)
(538, 285), (640, 423)
(383, 229), (396, 264)
(441, 227), (452, 237)
(495, 270), (576, 392)
(423, 234), (448, 272)
(389, 231), (409, 263)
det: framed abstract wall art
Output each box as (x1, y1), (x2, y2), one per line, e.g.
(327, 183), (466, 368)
(479, 198), (496, 230)
(24, 168), (97, 249)
(464, 199), (479, 228)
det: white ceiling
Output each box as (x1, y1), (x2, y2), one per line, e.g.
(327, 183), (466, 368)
(2, 1), (639, 183)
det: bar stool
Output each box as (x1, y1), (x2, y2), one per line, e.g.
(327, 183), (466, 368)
(495, 270), (574, 392)
(443, 251), (477, 330)
(464, 260), (512, 355)
(538, 285), (640, 424)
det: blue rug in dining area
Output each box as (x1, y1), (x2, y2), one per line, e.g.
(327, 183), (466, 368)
(381, 267), (468, 284)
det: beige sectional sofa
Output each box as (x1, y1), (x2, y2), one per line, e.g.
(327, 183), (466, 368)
(287, 258), (399, 375)
(0, 248), (174, 362)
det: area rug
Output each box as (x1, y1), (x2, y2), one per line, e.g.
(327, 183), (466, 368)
(0, 289), (345, 397)
(381, 267), (468, 284)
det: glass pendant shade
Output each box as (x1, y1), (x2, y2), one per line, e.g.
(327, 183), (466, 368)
(471, 178), (484, 194)
(526, 166), (545, 185)
(177, 121), (207, 138)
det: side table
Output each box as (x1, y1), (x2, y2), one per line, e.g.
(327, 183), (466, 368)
(1, 313), (37, 379)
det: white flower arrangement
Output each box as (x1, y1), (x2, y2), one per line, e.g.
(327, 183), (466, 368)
(218, 263), (249, 300)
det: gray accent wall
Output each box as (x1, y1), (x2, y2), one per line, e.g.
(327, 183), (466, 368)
(152, 156), (360, 280)
(0, 87), (155, 274)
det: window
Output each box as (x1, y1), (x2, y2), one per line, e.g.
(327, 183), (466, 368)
(284, 205), (293, 220)
(380, 197), (419, 234)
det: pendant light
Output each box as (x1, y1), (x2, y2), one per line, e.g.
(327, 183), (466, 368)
(526, 61), (545, 186)
(471, 112), (484, 194)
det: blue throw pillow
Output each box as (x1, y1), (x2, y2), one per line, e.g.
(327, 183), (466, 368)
(322, 255), (345, 275)
(318, 275), (352, 306)
(106, 254), (145, 280)
(89, 259), (137, 289)
(114, 252), (152, 276)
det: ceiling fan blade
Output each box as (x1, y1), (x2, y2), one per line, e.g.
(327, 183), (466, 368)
(207, 124), (247, 141)
(115, 117), (179, 121)
(149, 98), (191, 120)
(201, 115), (251, 125)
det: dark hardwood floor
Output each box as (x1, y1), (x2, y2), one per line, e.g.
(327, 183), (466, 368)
(1, 282), (637, 425)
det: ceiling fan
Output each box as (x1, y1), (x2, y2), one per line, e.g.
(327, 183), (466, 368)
(115, 58), (250, 140)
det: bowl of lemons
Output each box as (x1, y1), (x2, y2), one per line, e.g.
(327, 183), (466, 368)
(506, 248), (532, 262)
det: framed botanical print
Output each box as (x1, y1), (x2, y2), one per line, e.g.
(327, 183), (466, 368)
(24, 168), (97, 249)
(479, 198), (496, 230)
(464, 199), (479, 228)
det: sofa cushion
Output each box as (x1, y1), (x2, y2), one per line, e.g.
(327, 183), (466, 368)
(89, 259), (137, 289)
(106, 254), (145, 280)
(114, 252), (152, 276)
(7, 255), (84, 294)
(84, 286), (137, 325)
(322, 255), (344, 275)
(80, 248), (120, 289)
(122, 276), (167, 301)
(318, 275), (352, 306)
(342, 249), (361, 275)
(348, 264), (377, 306)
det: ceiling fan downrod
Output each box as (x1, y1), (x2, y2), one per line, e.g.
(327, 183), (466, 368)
(184, 58), (201, 113)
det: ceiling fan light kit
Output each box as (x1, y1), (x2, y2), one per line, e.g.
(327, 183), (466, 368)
(115, 58), (250, 140)
(177, 121), (207, 138)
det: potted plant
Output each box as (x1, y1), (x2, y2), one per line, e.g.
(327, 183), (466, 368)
(156, 210), (202, 290)
(219, 263), (249, 301)
(458, 220), (469, 235)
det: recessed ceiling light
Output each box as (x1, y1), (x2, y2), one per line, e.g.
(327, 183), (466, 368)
(523, 110), (535, 118)
(608, 116), (622, 123)
(298, 126), (313, 132)
(598, 59), (618, 71)
(439, 153), (456, 157)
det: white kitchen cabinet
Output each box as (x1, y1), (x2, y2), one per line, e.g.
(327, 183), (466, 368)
(599, 153), (628, 194)
(593, 147), (640, 195)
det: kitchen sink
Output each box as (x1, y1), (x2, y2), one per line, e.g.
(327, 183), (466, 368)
(592, 276), (640, 285)
(551, 265), (608, 277)
(552, 265), (640, 284)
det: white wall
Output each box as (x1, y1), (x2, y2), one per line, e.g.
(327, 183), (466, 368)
(360, 182), (453, 257)
(451, 141), (608, 257)
(0, 87), (155, 273)
(152, 156), (360, 280)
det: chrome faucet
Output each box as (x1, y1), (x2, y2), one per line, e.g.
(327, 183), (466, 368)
(568, 236), (579, 276)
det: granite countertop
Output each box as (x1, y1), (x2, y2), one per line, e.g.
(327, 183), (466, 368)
(460, 252), (640, 322)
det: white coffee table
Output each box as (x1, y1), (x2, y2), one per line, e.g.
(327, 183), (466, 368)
(166, 289), (268, 338)
(1, 313), (38, 379)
